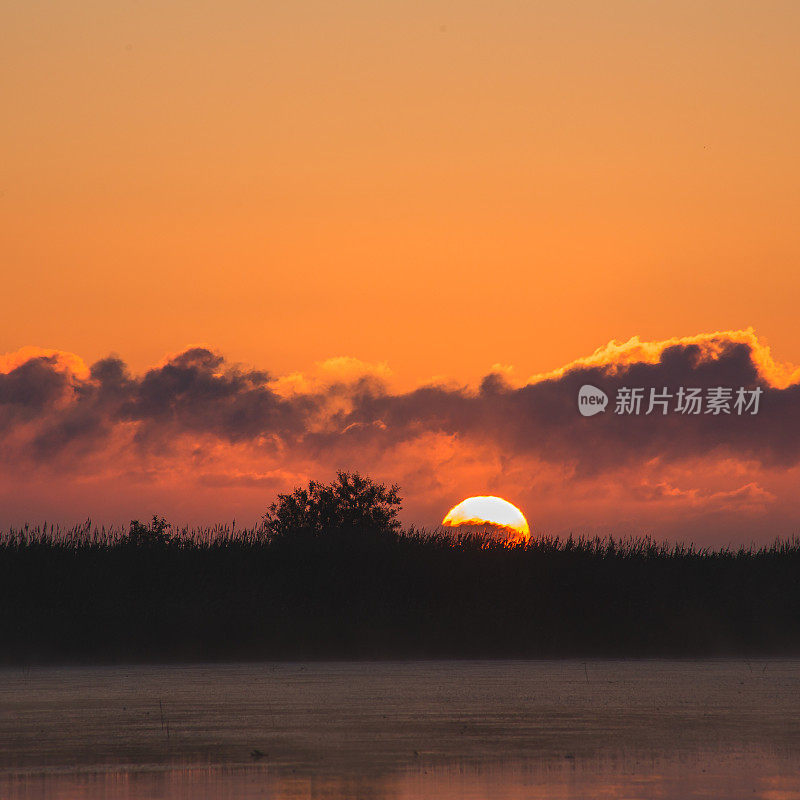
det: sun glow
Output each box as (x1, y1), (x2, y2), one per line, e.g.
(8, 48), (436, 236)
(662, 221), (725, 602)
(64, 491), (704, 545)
(442, 496), (530, 544)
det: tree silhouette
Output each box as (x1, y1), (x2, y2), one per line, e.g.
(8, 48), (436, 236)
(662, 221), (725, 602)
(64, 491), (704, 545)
(262, 471), (402, 537)
(125, 515), (172, 547)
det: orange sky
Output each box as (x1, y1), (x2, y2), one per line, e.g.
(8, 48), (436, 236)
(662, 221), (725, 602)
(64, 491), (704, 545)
(3, 1), (800, 388)
(3, 3), (800, 543)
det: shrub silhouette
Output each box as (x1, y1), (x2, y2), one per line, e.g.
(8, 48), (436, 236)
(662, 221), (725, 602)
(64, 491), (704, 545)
(262, 471), (402, 537)
(125, 515), (172, 547)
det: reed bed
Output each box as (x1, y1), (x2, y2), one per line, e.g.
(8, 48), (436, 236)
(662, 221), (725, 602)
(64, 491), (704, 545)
(2, 519), (800, 663)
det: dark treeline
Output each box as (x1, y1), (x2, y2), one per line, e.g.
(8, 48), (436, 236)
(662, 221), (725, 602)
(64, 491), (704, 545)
(2, 519), (800, 663)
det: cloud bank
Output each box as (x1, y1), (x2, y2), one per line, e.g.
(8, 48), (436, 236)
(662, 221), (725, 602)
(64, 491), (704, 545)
(1, 330), (799, 543)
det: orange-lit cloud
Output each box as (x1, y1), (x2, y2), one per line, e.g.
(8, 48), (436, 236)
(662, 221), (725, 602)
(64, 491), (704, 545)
(0, 347), (90, 381)
(1, 330), (799, 544)
(530, 329), (800, 389)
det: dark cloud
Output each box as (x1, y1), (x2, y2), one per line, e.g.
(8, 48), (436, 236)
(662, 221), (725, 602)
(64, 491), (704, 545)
(0, 356), (73, 426)
(1, 334), (799, 473)
(319, 336), (797, 473)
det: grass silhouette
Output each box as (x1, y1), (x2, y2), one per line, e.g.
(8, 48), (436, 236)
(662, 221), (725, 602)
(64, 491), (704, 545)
(2, 519), (800, 663)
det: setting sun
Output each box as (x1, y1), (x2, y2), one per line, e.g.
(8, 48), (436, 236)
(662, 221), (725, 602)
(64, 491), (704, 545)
(442, 496), (530, 544)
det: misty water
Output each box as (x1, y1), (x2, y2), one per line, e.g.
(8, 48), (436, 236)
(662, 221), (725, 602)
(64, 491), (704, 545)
(2, 660), (800, 799)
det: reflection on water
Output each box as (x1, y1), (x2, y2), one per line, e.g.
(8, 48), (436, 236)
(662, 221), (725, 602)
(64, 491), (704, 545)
(5, 759), (800, 800)
(1, 660), (799, 799)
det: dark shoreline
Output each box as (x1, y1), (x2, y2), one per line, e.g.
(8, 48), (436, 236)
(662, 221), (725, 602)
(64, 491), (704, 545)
(3, 527), (800, 665)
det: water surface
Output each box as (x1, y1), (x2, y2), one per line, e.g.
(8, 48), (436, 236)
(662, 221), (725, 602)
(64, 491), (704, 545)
(2, 660), (799, 798)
